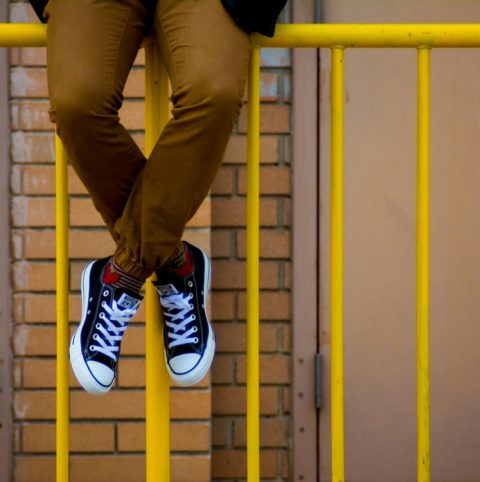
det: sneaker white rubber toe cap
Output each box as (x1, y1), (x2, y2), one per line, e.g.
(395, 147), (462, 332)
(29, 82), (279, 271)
(169, 353), (201, 375)
(87, 361), (115, 387)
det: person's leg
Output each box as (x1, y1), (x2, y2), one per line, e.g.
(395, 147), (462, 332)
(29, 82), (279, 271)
(113, 0), (251, 278)
(111, 0), (250, 386)
(45, 0), (154, 394)
(46, 0), (152, 236)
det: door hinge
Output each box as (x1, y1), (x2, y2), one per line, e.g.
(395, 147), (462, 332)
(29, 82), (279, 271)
(315, 352), (323, 410)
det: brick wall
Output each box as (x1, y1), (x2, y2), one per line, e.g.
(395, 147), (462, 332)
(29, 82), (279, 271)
(7, 1), (292, 481)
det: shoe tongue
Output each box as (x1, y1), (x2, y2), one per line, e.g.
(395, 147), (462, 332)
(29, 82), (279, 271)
(116, 292), (141, 310)
(155, 283), (179, 297)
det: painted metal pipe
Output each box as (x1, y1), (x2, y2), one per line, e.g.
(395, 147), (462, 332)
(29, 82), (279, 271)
(330, 46), (345, 482)
(145, 41), (171, 482)
(416, 46), (431, 482)
(246, 45), (261, 482)
(55, 133), (69, 482)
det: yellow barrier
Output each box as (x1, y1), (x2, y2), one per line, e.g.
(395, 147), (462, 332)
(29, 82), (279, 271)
(4, 21), (480, 482)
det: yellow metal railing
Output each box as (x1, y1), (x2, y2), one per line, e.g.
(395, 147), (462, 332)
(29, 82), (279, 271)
(3, 21), (480, 482)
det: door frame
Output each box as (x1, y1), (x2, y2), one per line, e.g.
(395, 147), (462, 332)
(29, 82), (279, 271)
(0, 1), (12, 480)
(292, 0), (320, 479)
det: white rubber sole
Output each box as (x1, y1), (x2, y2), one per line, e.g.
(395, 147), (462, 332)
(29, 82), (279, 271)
(69, 261), (114, 395)
(166, 249), (215, 387)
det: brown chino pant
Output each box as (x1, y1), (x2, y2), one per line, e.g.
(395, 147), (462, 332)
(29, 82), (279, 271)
(45, 0), (250, 279)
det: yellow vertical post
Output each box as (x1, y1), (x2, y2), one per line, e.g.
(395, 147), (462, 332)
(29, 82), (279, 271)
(330, 46), (345, 482)
(55, 133), (69, 482)
(145, 41), (171, 482)
(246, 45), (261, 482)
(416, 46), (431, 482)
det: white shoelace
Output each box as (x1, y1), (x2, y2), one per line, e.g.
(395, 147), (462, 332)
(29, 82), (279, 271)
(160, 292), (199, 349)
(90, 300), (136, 361)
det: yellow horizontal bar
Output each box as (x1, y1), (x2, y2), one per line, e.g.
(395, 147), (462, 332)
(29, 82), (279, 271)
(255, 23), (480, 48)
(0, 23), (46, 46)
(4, 23), (480, 49)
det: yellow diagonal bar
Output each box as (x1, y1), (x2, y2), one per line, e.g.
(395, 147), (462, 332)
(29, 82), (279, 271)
(246, 45), (261, 482)
(416, 46), (431, 482)
(330, 46), (345, 482)
(55, 133), (69, 482)
(145, 41), (171, 482)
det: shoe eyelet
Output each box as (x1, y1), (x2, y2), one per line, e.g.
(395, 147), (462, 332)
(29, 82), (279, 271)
(89, 345), (96, 351)
(95, 323), (101, 329)
(93, 334), (99, 340)
(192, 326), (198, 333)
(191, 315), (196, 321)
(193, 337), (199, 344)
(103, 290), (109, 297)
(189, 304), (194, 309)
(188, 293), (194, 300)
(187, 281), (193, 288)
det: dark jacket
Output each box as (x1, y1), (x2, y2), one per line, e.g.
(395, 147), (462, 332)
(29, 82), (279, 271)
(28, 0), (287, 37)
(221, 0), (287, 37)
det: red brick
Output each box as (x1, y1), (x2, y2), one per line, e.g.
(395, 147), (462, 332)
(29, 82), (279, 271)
(23, 423), (115, 452)
(12, 197), (55, 227)
(238, 105), (290, 134)
(223, 135), (278, 165)
(212, 449), (277, 478)
(70, 198), (104, 227)
(212, 386), (278, 415)
(14, 391), (55, 420)
(234, 418), (289, 448)
(11, 68), (48, 98)
(11, 100), (52, 130)
(211, 166), (235, 195)
(236, 229), (291, 259)
(118, 100), (145, 130)
(238, 166), (291, 195)
(187, 198), (211, 227)
(72, 389), (210, 420)
(14, 293), (81, 323)
(70, 456), (146, 482)
(14, 456), (54, 482)
(19, 47), (47, 66)
(11, 132), (54, 163)
(117, 421), (209, 451)
(22, 359), (56, 388)
(211, 291), (235, 320)
(123, 69), (145, 98)
(172, 456), (211, 482)
(212, 260), (279, 290)
(18, 229), (114, 259)
(215, 323), (278, 353)
(211, 198), (278, 227)
(238, 292), (291, 321)
(211, 230), (232, 258)
(116, 358), (145, 387)
(12, 261), (55, 291)
(212, 354), (234, 384)
(212, 418), (230, 447)
(14, 326), (55, 356)
(236, 354), (291, 385)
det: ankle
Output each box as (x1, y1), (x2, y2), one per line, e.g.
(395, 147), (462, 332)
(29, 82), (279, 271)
(159, 242), (194, 278)
(103, 257), (145, 293)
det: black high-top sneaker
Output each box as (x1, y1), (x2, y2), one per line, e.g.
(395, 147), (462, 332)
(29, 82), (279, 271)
(154, 242), (215, 386)
(69, 257), (143, 394)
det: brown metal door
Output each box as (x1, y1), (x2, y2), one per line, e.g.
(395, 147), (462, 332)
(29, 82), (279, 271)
(317, 1), (480, 480)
